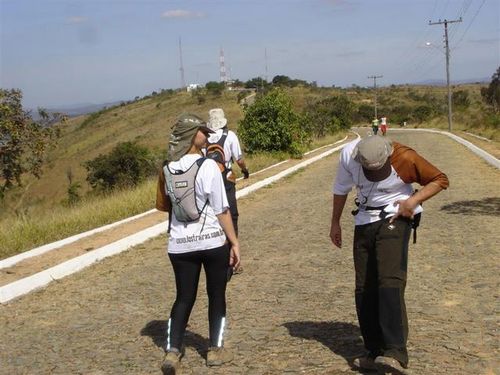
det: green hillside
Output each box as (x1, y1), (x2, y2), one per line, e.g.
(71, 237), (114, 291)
(7, 90), (244, 212)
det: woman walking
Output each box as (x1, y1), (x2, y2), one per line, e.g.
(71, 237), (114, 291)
(156, 114), (241, 374)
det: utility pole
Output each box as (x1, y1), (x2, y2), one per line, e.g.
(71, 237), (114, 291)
(367, 75), (383, 119)
(178, 37), (186, 89)
(429, 18), (462, 132)
(264, 48), (268, 83)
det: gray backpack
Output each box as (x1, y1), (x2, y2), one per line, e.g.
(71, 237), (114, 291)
(163, 158), (208, 223)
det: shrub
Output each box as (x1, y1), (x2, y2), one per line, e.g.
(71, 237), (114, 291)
(452, 90), (470, 109)
(84, 142), (157, 191)
(237, 91), (248, 103)
(192, 89), (206, 104)
(391, 105), (413, 125)
(481, 66), (500, 112)
(238, 88), (307, 157)
(412, 105), (434, 123)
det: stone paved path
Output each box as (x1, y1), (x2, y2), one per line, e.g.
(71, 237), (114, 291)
(1, 131), (498, 374)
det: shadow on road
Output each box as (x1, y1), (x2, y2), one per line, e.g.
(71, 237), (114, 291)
(141, 320), (209, 358)
(283, 321), (371, 373)
(440, 197), (500, 216)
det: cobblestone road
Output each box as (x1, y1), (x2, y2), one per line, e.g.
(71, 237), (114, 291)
(1, 131), (498, 374)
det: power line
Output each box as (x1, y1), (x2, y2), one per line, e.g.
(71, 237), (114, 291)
(453, 0), (487, 48)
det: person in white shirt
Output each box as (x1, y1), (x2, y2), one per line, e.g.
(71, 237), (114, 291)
(206, 108), (249, 235)
(156, 113), (240, 373)
(380, 116), (388, 136)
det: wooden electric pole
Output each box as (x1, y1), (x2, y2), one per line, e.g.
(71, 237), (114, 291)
(428, 18), (462, 132)
(368, 75), (383, 119)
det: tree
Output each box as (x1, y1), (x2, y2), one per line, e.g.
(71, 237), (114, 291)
(412, 105), (433, 123)
(238, 88), (307, 157)
(244, 77), (268, 89)
(0, 89), (62, 199)
(481, 66), (500, 112)
(272, 75), (292, 86)
(84, 142), (156, 191)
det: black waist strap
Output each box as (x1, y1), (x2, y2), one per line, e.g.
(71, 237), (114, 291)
(351, 204), (388, 216)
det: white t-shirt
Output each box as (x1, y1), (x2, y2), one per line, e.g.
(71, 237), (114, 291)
(333, 139), (422, 226)
(167, 154), (229, 253)
(207, 128), (243, 170)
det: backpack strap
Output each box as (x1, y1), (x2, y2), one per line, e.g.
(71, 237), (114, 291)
(217, 127), (229, 147)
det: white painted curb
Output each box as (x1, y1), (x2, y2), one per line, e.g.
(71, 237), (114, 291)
(0, 223), (166, 303)
(236, 143), (349, 199)
(0, 209), (157, 270)
(389, 128), (499, 169)
(0, 139), (353, 303)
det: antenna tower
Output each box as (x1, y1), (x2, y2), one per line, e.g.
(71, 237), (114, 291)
(219, 47), (227, 83)
(178, 37), (186, 88)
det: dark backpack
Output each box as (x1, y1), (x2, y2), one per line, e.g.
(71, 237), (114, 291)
(206, 128), (234, 182)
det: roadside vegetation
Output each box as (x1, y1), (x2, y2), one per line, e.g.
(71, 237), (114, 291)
(0, 68), (498, 258)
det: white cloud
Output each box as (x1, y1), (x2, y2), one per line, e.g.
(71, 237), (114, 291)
(161, 10), (205, 19)
(67, 16), (87, 24)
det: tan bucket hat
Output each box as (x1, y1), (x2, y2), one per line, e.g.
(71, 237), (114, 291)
(207, 108), (228, 131)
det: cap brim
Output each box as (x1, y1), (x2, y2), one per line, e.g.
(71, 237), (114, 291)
(362, 158), (392, 181)
(199, 125), (215, 134)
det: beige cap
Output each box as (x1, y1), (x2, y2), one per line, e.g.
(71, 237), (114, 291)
(353, 135), (393, 170)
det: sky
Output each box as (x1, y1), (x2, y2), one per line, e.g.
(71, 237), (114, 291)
(1, 0), (499, 108)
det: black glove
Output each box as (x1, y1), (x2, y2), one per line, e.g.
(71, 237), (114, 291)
(242, 168), (249, 179)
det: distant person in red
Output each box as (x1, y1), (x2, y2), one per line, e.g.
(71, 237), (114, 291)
(380, 116), (388, 136)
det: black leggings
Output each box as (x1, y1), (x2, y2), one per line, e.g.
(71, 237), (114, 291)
(225, 181), (239, 235)
(166, 244), (230, 351)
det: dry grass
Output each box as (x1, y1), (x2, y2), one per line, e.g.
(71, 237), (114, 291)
(0, 180), (156, 259)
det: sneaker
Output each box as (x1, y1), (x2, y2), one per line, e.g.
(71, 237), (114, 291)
(374, 356), (409, 375)
(206, 347), (234, 366)
(161, 350), (182, 375)
(353, 356), (377, 371)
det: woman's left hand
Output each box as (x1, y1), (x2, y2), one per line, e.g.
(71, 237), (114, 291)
(230, 243), (241, 271)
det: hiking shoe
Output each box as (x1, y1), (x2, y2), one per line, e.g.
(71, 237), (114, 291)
(206, 347), (234, 366)
(161, 350), (182, 375)
(374, 356), (409, 375)
(353, 356), (377, 371)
